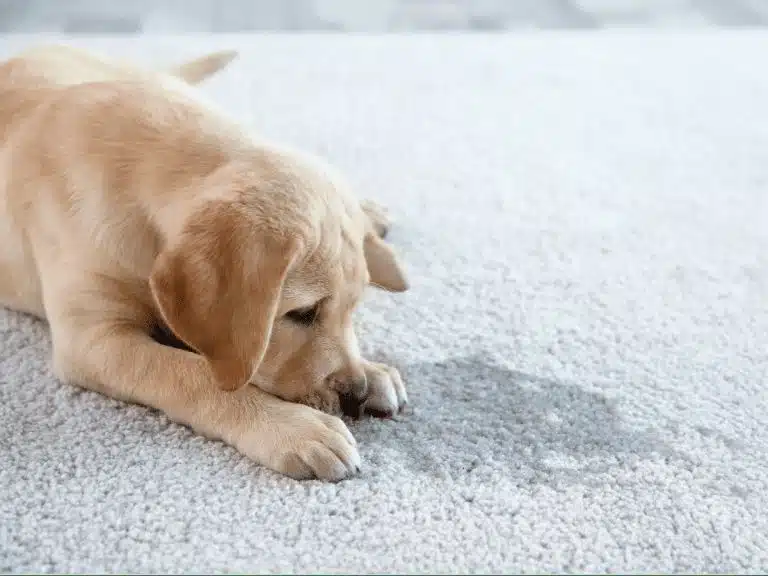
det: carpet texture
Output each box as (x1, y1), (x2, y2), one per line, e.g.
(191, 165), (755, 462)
(1, 33), (767, 574)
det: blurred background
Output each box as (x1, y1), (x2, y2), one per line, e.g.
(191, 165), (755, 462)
(1, 0), (768, 33)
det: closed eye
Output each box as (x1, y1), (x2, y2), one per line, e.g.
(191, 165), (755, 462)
(285, 303), (320, 326)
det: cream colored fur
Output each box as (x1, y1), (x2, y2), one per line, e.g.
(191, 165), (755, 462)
(0, 45), (409, 481)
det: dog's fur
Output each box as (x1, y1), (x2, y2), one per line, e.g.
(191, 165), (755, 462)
(0, 45), (409, 481)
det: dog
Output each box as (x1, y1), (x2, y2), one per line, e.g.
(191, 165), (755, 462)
(0, 45), (409, 481)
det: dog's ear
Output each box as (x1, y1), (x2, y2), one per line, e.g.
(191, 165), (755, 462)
(149, 201), (300, 391)
(364, 233), (409, 292)
(169, 49), (238, 84)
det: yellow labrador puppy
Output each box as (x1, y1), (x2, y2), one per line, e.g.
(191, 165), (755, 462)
(0, 45), (409, 481)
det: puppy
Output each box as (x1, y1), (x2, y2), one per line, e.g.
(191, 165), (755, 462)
(0, 45), (409, 481)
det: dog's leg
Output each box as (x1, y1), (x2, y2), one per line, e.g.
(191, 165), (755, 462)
(42, 278), (360, 481)
(362, 360), (408, 418)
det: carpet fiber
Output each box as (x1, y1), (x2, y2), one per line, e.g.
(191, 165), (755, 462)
(1, 32), (766, 573)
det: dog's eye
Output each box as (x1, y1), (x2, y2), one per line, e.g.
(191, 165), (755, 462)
(285, 304), (319, 326)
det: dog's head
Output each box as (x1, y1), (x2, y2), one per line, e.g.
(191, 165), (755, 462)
(149, 150), (407, 413)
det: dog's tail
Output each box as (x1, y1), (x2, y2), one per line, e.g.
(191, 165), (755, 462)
(167, 50), (238, 85)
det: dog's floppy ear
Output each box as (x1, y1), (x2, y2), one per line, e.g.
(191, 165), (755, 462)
(150, 201), (300, 392)
(364, 233), (409, 292)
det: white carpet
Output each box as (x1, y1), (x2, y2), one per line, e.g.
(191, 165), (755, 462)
(1, 32), (767, 573)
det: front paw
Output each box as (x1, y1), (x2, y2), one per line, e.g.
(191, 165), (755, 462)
(362, 361), (408, 418)
(235, 399), (361, 481)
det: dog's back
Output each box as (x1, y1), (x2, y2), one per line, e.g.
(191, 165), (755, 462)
(4, 44), (237, 87)
(0, 45), (239, 317)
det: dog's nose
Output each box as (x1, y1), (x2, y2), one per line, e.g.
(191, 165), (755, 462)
(339, 389), (365, 418)
(329, 369), (368, 418)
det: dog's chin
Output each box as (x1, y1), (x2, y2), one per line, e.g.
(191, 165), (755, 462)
(248, 373), (341, 415)
(300, 389), (343, 416)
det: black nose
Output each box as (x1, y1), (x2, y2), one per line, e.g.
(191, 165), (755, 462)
(339, 391), (365, 418)
(337, 374), (368, 418)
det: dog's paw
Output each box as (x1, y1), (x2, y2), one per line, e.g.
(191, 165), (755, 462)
(361, 200), (391, 239)
(362, 361), (408, 418)
(236, 400), (360, 481)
